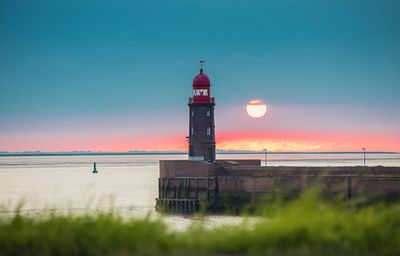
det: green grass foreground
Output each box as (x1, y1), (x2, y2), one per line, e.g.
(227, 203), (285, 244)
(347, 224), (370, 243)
(1, 192), (400, 256)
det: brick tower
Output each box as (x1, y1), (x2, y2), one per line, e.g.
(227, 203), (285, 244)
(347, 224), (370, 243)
(188, 61), (216, 162)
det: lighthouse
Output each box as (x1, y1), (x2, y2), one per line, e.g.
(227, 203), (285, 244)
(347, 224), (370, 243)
(188, 61), (216, 162)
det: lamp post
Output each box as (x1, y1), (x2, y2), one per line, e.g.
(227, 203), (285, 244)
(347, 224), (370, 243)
(361, 148), (366, 167)
(263, 148), (267, 167)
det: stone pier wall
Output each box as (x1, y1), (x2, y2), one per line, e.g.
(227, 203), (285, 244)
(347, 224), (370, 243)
(157, 160), (400, 212)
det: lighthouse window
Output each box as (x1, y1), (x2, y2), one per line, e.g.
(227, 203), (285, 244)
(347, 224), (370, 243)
(206, 110), (210, 116)
(191, 127), (194, 135)
(207, 127), (211, 135)
(191, 110), (194, 117)
(193, 89), (209, 96)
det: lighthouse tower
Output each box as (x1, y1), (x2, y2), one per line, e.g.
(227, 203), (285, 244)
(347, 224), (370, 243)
(188, 61), (216, 162)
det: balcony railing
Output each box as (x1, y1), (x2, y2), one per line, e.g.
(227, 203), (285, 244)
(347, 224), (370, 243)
(188, 97), (215, 104)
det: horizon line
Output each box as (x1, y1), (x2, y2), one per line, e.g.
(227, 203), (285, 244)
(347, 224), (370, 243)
(0, 150), (399, 157)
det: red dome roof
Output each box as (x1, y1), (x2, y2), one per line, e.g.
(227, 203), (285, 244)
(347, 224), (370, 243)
(193, 68), (210, 87)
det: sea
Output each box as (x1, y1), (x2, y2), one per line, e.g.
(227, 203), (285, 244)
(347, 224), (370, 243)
(1, 152), (399, 229)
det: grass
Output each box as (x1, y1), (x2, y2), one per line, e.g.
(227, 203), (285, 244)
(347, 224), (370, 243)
(1, 191), (400, 256)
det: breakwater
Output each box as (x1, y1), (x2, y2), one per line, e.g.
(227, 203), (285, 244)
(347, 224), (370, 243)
(156, 160), (400, 213)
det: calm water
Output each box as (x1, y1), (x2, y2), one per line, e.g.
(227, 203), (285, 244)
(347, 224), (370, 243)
(0, 153), (399, 228)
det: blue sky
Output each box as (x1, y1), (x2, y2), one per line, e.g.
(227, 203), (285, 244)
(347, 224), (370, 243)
(1, 0), (399, 151)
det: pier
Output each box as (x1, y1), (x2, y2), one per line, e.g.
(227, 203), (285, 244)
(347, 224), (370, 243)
(156, 160), (400, 213)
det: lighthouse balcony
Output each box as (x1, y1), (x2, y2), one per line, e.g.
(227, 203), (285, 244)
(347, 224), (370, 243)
(189, 97), (215, 104)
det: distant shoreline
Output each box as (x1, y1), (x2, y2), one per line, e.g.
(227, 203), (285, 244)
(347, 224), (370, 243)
(0, 151), (398, 157)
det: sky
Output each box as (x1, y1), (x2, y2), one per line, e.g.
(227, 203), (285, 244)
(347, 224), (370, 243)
(0, 0), (399, 152)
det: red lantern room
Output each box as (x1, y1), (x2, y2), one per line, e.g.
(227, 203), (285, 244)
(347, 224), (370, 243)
(191, 66), (212, 103)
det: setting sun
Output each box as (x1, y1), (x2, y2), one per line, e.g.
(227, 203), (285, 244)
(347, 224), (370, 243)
(246, 100), (267, 118)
